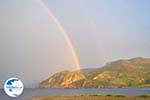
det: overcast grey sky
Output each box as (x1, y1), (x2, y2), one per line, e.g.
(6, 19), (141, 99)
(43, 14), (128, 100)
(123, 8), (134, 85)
(0, 0), (149, 88)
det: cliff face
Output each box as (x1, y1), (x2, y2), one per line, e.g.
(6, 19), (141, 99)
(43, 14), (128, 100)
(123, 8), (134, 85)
(39, 57), (150, 88)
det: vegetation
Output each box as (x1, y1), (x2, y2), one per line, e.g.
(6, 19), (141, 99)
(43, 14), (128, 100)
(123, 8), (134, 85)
(137, 94), (150, 98)
(87, 94), (127, 97)
(31, 94), (150, 100)
(39, 57), (150, 88)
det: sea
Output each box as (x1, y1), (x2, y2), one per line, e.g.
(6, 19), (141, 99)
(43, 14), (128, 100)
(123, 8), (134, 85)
(0, 88), (150, 100)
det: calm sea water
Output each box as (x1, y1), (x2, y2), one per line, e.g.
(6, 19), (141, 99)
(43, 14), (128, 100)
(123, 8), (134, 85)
(0, 88), (150, 100)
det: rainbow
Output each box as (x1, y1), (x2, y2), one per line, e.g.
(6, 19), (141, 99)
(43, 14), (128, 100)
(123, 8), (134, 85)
(35, 0), (81, 72)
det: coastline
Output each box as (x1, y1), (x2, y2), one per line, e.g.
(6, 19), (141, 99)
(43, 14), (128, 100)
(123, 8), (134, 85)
(31, 94), (150, 100)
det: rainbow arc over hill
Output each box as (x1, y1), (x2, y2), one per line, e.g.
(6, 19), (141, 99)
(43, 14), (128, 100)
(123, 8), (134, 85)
(36, 0), (81, 71)
(35, 0), (109, 72)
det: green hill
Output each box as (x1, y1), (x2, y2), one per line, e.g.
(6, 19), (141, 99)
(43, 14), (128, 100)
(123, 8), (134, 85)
(39, 57), (150, 88)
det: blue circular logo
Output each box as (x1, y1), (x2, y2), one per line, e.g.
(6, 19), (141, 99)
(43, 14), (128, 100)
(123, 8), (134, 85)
(4, 78), (24, 97)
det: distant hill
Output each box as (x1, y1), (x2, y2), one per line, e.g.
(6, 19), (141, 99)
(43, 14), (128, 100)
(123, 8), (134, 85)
(39, 57), (150, 88)
(80, 68), (100, 74)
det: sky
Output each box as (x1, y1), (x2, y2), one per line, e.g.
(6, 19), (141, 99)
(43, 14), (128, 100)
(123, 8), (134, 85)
(0, 0), (149, 88)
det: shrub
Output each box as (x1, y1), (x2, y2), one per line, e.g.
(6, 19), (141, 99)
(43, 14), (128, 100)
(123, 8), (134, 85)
(137, 94), (150, 98)
(115, 95), (126, 97)
(106, 94), (113, 97)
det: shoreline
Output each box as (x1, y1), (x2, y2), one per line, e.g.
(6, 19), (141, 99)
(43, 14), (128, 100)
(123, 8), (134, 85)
(31, 94), (150, 100)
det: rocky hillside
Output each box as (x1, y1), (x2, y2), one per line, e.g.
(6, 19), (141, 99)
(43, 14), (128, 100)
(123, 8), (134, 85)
(39, 57), (150, 88)
(39, 70), (85, 88)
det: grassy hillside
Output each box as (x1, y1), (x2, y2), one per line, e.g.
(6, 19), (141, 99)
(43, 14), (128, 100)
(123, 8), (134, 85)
(39, 57), (150, 88)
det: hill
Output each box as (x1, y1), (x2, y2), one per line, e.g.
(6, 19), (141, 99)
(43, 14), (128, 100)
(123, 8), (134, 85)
(39, 57), (150, 88)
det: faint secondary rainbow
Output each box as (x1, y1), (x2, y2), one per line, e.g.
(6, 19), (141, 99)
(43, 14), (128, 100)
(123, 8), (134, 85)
(89, 21), (110, 66)
(35, 0), (81, 72)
